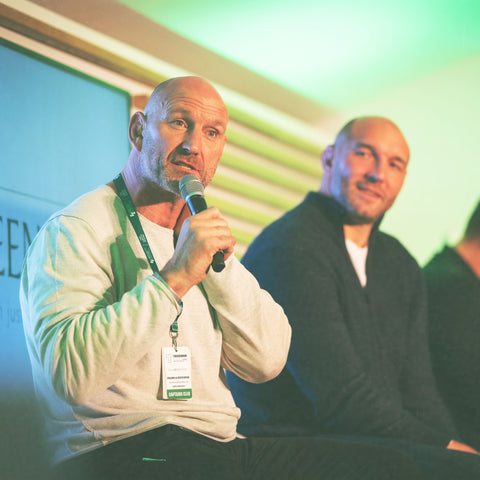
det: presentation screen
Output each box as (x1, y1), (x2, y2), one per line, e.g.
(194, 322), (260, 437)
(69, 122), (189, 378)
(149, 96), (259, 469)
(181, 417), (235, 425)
(0, 40), (131, 392)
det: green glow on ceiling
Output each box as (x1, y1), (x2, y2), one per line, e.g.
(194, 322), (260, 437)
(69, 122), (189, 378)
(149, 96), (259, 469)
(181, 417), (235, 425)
(116, 0), (480, 109)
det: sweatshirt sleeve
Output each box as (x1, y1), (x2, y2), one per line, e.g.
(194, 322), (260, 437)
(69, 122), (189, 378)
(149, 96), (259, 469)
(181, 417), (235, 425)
(399, 264), (458, 440)
(20, 214), (181, 406)
(200, 255), (291, 384)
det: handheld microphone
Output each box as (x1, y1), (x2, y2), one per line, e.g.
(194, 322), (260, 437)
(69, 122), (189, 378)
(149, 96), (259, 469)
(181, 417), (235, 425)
(179, 174), (225, 273)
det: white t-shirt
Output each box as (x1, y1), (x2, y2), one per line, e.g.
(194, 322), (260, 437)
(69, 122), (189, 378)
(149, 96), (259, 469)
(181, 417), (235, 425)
(345, 238), (368, 287)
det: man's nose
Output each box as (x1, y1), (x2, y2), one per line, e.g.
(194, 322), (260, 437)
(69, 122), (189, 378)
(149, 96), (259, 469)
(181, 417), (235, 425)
(365, 158), (385, 182)
(181, 128), (201, 155)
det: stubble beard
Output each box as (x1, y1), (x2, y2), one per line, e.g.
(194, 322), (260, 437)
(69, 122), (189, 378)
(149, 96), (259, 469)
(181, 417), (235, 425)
(138, 146), (180, 198)
(343, 191), (384, 225)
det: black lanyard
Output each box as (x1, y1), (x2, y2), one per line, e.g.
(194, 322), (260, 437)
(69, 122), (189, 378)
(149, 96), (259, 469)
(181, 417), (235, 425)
(113, 173), (182, 347)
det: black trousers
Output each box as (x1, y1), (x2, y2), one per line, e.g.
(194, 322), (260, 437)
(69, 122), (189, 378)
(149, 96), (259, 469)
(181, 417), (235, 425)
(52, 425), (422, 480)
(343, 435), (480, 480)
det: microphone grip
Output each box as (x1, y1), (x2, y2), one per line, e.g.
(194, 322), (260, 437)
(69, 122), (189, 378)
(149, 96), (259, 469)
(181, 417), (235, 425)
(211, 250), (226, 273)
(186, 195), (208, 213)
(185, 194), (225, 273)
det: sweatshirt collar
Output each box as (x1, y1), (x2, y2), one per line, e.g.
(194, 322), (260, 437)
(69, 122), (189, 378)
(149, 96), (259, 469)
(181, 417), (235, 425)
(305, 191), (384, 236)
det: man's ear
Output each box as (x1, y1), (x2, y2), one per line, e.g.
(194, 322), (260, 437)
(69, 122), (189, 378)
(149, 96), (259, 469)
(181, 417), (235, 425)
(128, 112), (146, 151)
(321, 144), (334, 170)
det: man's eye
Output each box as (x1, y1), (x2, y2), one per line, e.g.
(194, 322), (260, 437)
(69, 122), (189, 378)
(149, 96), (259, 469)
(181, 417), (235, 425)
(206, 130), (218, 138)
(390, 161), (404, 171)
(171, 119), (186, 128)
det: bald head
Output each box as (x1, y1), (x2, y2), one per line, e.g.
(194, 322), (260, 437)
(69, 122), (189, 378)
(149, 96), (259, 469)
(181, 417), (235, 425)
(320, 115), (410, 227)
(125, 75), (229, 205)
(144, 76), (228, 121)
(463, 200), (480, 241)
(334, 116), (409, 157)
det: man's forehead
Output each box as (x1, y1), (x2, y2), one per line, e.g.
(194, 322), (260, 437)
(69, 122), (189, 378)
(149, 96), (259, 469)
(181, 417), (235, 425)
(166, 93), (225, 111)
(348, 120), (409, 159)
(162, 92), (228, 124)
(147, 77), (228, 122)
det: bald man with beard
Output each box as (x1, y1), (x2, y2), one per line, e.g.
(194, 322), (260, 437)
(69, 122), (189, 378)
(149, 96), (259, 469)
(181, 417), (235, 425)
(228, 117), (480, 479)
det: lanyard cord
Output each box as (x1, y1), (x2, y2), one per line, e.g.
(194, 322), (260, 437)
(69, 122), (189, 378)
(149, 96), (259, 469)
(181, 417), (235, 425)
(113, 173), (181, 348)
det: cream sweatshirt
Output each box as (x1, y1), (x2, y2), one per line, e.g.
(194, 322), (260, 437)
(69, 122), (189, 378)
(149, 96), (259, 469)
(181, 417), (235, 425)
(20, 185), (291, 464)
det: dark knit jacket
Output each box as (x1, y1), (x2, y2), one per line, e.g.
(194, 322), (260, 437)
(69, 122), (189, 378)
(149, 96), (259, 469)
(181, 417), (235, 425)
(227, 192), (456, 446)
(424, 246), (480, 449)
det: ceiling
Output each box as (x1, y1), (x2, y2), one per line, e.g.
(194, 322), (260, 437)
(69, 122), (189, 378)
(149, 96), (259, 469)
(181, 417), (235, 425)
(117, 0), (480, 111)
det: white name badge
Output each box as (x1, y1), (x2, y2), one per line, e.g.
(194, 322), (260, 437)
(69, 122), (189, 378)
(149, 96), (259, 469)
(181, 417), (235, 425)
(162, 346), (192, 400)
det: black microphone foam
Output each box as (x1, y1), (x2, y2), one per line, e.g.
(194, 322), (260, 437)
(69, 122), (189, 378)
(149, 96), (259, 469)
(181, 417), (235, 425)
(179, 174), (225, 272)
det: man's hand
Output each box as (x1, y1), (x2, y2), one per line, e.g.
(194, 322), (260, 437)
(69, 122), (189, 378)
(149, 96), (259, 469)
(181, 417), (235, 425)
(447, 439), (478, 454)
(160, 207), (235, 297)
